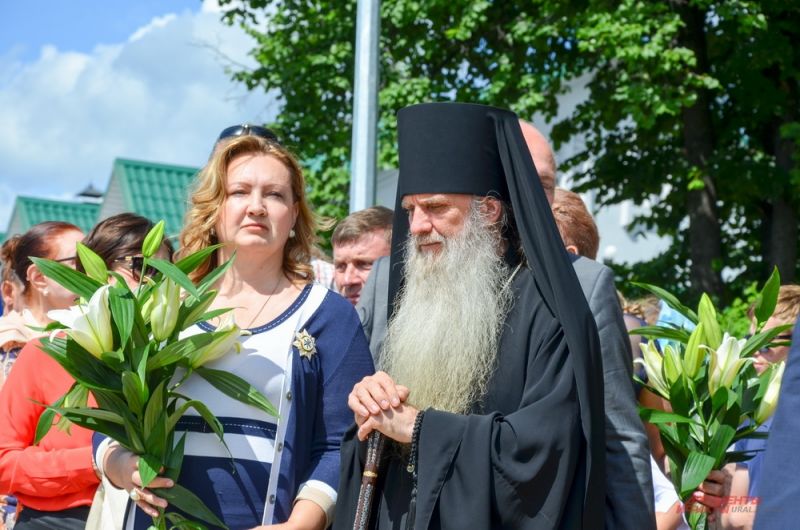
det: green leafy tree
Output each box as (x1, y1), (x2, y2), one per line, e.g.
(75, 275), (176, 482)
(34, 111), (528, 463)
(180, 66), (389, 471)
(218, 0), (799, 301)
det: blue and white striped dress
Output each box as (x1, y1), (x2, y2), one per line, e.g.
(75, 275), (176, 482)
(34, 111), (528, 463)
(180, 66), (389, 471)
(120, 284), (374, 529)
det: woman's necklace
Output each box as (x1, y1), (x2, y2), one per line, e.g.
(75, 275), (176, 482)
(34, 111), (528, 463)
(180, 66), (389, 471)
(240, 275), (284, 330)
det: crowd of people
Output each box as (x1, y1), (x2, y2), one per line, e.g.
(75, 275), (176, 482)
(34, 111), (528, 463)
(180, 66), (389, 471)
(0, 102), (796, 530)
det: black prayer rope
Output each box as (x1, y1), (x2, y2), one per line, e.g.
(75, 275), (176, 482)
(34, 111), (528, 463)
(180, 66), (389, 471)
(407, 410), (425, 475)
(405, 410), (425, 530)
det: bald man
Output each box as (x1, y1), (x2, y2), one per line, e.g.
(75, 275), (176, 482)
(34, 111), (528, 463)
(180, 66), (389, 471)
(520, 120), (656, 529)
(519, 121), (557, 203)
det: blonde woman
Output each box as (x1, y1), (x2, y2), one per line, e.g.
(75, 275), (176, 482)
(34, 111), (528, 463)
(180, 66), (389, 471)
(100, 129), (374, 530)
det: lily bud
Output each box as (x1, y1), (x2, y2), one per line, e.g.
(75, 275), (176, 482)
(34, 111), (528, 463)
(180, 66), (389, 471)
(636, 341), (670, 397)
(151, 278), (181, 341)
(755, 361), (785, 425)
(49, 285), (114, 358)
(708, 333), (750, 396)
(189, 314), (248, 368)
(662, 344), (683, 387)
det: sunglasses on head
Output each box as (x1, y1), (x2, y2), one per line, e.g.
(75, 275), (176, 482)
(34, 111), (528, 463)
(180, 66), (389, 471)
(216, 124), (280, 145)
(115, 256), (158, 279)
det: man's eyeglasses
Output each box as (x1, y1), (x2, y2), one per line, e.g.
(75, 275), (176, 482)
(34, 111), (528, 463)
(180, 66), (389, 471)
(54, 256), (76, 264)
(216, 124), (280, 145)
(115, 256), (157, 279)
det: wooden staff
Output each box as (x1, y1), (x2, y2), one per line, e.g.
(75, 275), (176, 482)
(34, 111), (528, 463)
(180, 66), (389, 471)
(352, 431), (386, 530)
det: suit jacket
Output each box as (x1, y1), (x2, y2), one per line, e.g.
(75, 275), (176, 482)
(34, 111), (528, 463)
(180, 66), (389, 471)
(356, 253), (655, 528)
(571, 255), (656, 530)
(355, 255), (390, 366)
(753, 316), (800, 529)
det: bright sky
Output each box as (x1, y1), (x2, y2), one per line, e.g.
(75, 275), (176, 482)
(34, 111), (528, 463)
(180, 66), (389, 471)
(0, 0), (278, 231)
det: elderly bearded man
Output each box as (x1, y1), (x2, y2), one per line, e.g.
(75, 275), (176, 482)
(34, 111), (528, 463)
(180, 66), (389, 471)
(333, 103), (605, 529)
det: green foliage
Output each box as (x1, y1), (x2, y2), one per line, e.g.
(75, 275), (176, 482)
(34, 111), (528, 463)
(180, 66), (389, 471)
(719, 282), (759, 337)
(217, 0), (800, 299)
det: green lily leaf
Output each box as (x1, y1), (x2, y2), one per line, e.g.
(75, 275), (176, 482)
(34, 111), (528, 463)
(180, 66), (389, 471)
(710, 386), (737, 419)
(191, 308), (232, 327)
(196, 367), (278, 418)
(46, 412), (129, 444)
(30, 257), (103, 300)
(176, 290), (216, 332)
(164, 511), (208, 530)
(639, 408), (700, 425)
(124, 420), (146, 455)
(34, 393), (66, 444)
(151, 483), (228, 529)
(680, 452), (716, 499)
(724, 450), (760, 465)
(687, 510), (708, 530)
(197, 253), (235, 296)
(142, 220), (166, 259)
(630, 282), (699, 323)
(708, 425), (736, 466)
(753, 267), (780, 327)
(742, 324), (794, 358)
(76, 242), (108, 283)
(131, 343), (150, 398)
(147, 333), (222, 371)
(145, 409), (168, 459)
(629, 325), (691, 343)
(165, 432), (187, 482)
(174, 244), (223, 275)
(144, 381), (167, 437)
(122, 371), (146, 417)
(138, 453), (162, 489)
(109, 288), (135, 350)
(47, 406), (126, 424)
(148, 258), (200, 300)
(39, 337), (121, 391)
(166, 401), (224, 443)
(657, 423), (689, 468)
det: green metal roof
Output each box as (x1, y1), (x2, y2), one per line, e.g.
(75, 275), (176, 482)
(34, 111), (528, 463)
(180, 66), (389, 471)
(12, 196), (100, 233)
(113, 158), (199, 236)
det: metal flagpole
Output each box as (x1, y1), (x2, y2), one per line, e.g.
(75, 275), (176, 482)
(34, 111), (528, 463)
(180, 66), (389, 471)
(348, 0), (380, 213)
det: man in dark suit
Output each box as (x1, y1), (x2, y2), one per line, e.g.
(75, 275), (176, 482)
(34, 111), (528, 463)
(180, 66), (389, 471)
(356, 254), (390, 366)
(520, 121), (655, 529)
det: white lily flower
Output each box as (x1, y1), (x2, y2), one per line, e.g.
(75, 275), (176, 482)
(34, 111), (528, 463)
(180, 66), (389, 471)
(48, 285), (114, 358)
(708, 332), (750, 396)
(151, 278), (181, 341)
(636, 341), (670, 397)
(755, 361), (785, 425)
(189, 314), (248, 368)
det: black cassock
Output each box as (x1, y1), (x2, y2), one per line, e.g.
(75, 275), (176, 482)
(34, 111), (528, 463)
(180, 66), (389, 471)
(333, 268), (593, 529)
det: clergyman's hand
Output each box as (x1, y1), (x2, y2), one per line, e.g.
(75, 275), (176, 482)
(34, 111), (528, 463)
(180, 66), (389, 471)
(357, 403), (419, 443)
(348, 371), (410, 419)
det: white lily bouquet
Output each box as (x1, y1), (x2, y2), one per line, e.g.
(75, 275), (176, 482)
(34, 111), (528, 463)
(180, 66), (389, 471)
(632, 269), (788, 530)
(32, 221), (276, 530)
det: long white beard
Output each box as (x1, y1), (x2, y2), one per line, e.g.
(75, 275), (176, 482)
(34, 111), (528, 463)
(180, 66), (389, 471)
(381, 205), (512, 414)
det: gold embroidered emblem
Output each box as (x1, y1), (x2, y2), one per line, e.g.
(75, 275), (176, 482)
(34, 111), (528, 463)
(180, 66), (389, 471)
(293, 329), (317, 360)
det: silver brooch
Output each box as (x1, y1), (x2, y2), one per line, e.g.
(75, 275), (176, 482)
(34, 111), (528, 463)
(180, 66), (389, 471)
(293, 329), (317, 360)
